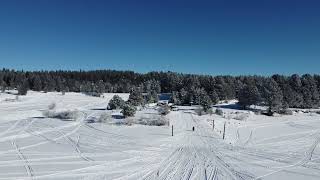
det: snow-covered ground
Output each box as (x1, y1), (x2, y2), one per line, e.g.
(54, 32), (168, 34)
(0, 92), (319, 180)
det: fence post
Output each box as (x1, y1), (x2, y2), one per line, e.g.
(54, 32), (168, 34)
(223, 122), (226, 140)
(212, 119), (215, 130)
(172, 125), (173, 136)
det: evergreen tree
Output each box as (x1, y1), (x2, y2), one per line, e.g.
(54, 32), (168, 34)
(238, 84), (260, 109)
(301, 74), (320, 108)
(143, 79), (161, 93)
(179, 88), (190, 105)
(170, 91), (181, 105)
(32, 75), (42, 91)
(18, 79), (29, 95)
(262, 79), (283, 114)
(108, 95), (125, 110)
(209, 90), (219, 105)
(145, 90), (159, 103)
(121, 103), (137, 117)
(288, 74), (304, 107)
(128, 88), (144, 106)
(199, 93), (212, 112)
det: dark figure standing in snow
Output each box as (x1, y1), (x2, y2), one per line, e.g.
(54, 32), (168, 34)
(192, 127), (195, 131)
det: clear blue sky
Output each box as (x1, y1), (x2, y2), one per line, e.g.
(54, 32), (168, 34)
(0, 0), (319, 75)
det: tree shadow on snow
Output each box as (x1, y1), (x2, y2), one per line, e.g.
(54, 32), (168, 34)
(90, 108), (107, 111)
(213, 103), (242, 110)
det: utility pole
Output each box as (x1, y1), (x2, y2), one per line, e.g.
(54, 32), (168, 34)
(223, 122), (226, 140)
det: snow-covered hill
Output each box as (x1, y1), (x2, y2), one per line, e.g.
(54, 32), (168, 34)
(0, 92), (319, 180)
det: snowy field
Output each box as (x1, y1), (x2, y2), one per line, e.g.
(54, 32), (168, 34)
(0, 92), (319, 180)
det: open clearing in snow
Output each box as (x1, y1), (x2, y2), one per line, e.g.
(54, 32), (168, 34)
(0, 92), (319, 180)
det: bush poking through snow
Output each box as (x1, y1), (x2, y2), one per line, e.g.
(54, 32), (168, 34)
(135, 116), (169, 126)
(43, 110), (79, 120)
(215, 108), (223, 116)
(279, 109), (293, 115)
(121, 103), (136, 117)
(195, 107), (213, 116)
(158, 104), (170, 116)
(195, 108), (205, 116)
(98, 113), (112, 123)
(233, 113), (249, 121)
(48, 103), (56, 110)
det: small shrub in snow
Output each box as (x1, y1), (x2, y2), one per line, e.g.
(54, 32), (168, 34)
(279, 109), (293, 115)
(114, 118), (133, 126)
(43, 110), (79, 120)
(254, 110), (262, 115)
(215, 108), (223, 116)
(136, 116), (169, 126)
(195, 108), (205, 116)
(262, 110), (274, 116)
(121, 103), (136, 117)
(158, 104), (170, 116)
(98, 113), (112, 123)
(48, 103), (56, 110)
(234, 113), (249, 121)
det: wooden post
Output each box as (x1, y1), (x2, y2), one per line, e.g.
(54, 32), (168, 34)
(212, 119), (215, 130)
(223, 122), (226, 140)
(172, 125), (173, 136)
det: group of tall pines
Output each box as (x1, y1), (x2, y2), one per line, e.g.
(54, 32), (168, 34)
(0, 69), (319, 111)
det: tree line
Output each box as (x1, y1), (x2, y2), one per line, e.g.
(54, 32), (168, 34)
(0, 68), (319, 111)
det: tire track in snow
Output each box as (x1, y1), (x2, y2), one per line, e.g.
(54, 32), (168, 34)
(0, 119), (22, 138)
(11, 141), (34, 179)
(254, 132), (320, 180)
(36, 121), (93, 162)
(243, 130), (253, 146)
(0, 122), (82, 156)
(190, 114), (255, 180)
(9, 119), (36, 179)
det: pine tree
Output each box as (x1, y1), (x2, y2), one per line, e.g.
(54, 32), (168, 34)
(18, 79), (29, 95)
(262, 79), (283, 114)
(32, 75), (42, 91)
(301, 74), (320, 108)
(121, 103), (137, 117)
(209, 90), (219, 105)
(288, 74), (304, 107)
(145, 90), (159, 103)
(170, 91), (181, 105)
(179, 88), (189, 105)
(128, 88), (144, 106)
(238, 84), (260, 109)
(108, 95), (125, 110)
(199, 93), (212, 112)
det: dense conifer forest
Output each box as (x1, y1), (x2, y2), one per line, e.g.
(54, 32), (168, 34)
(1, 69), (319, 111)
